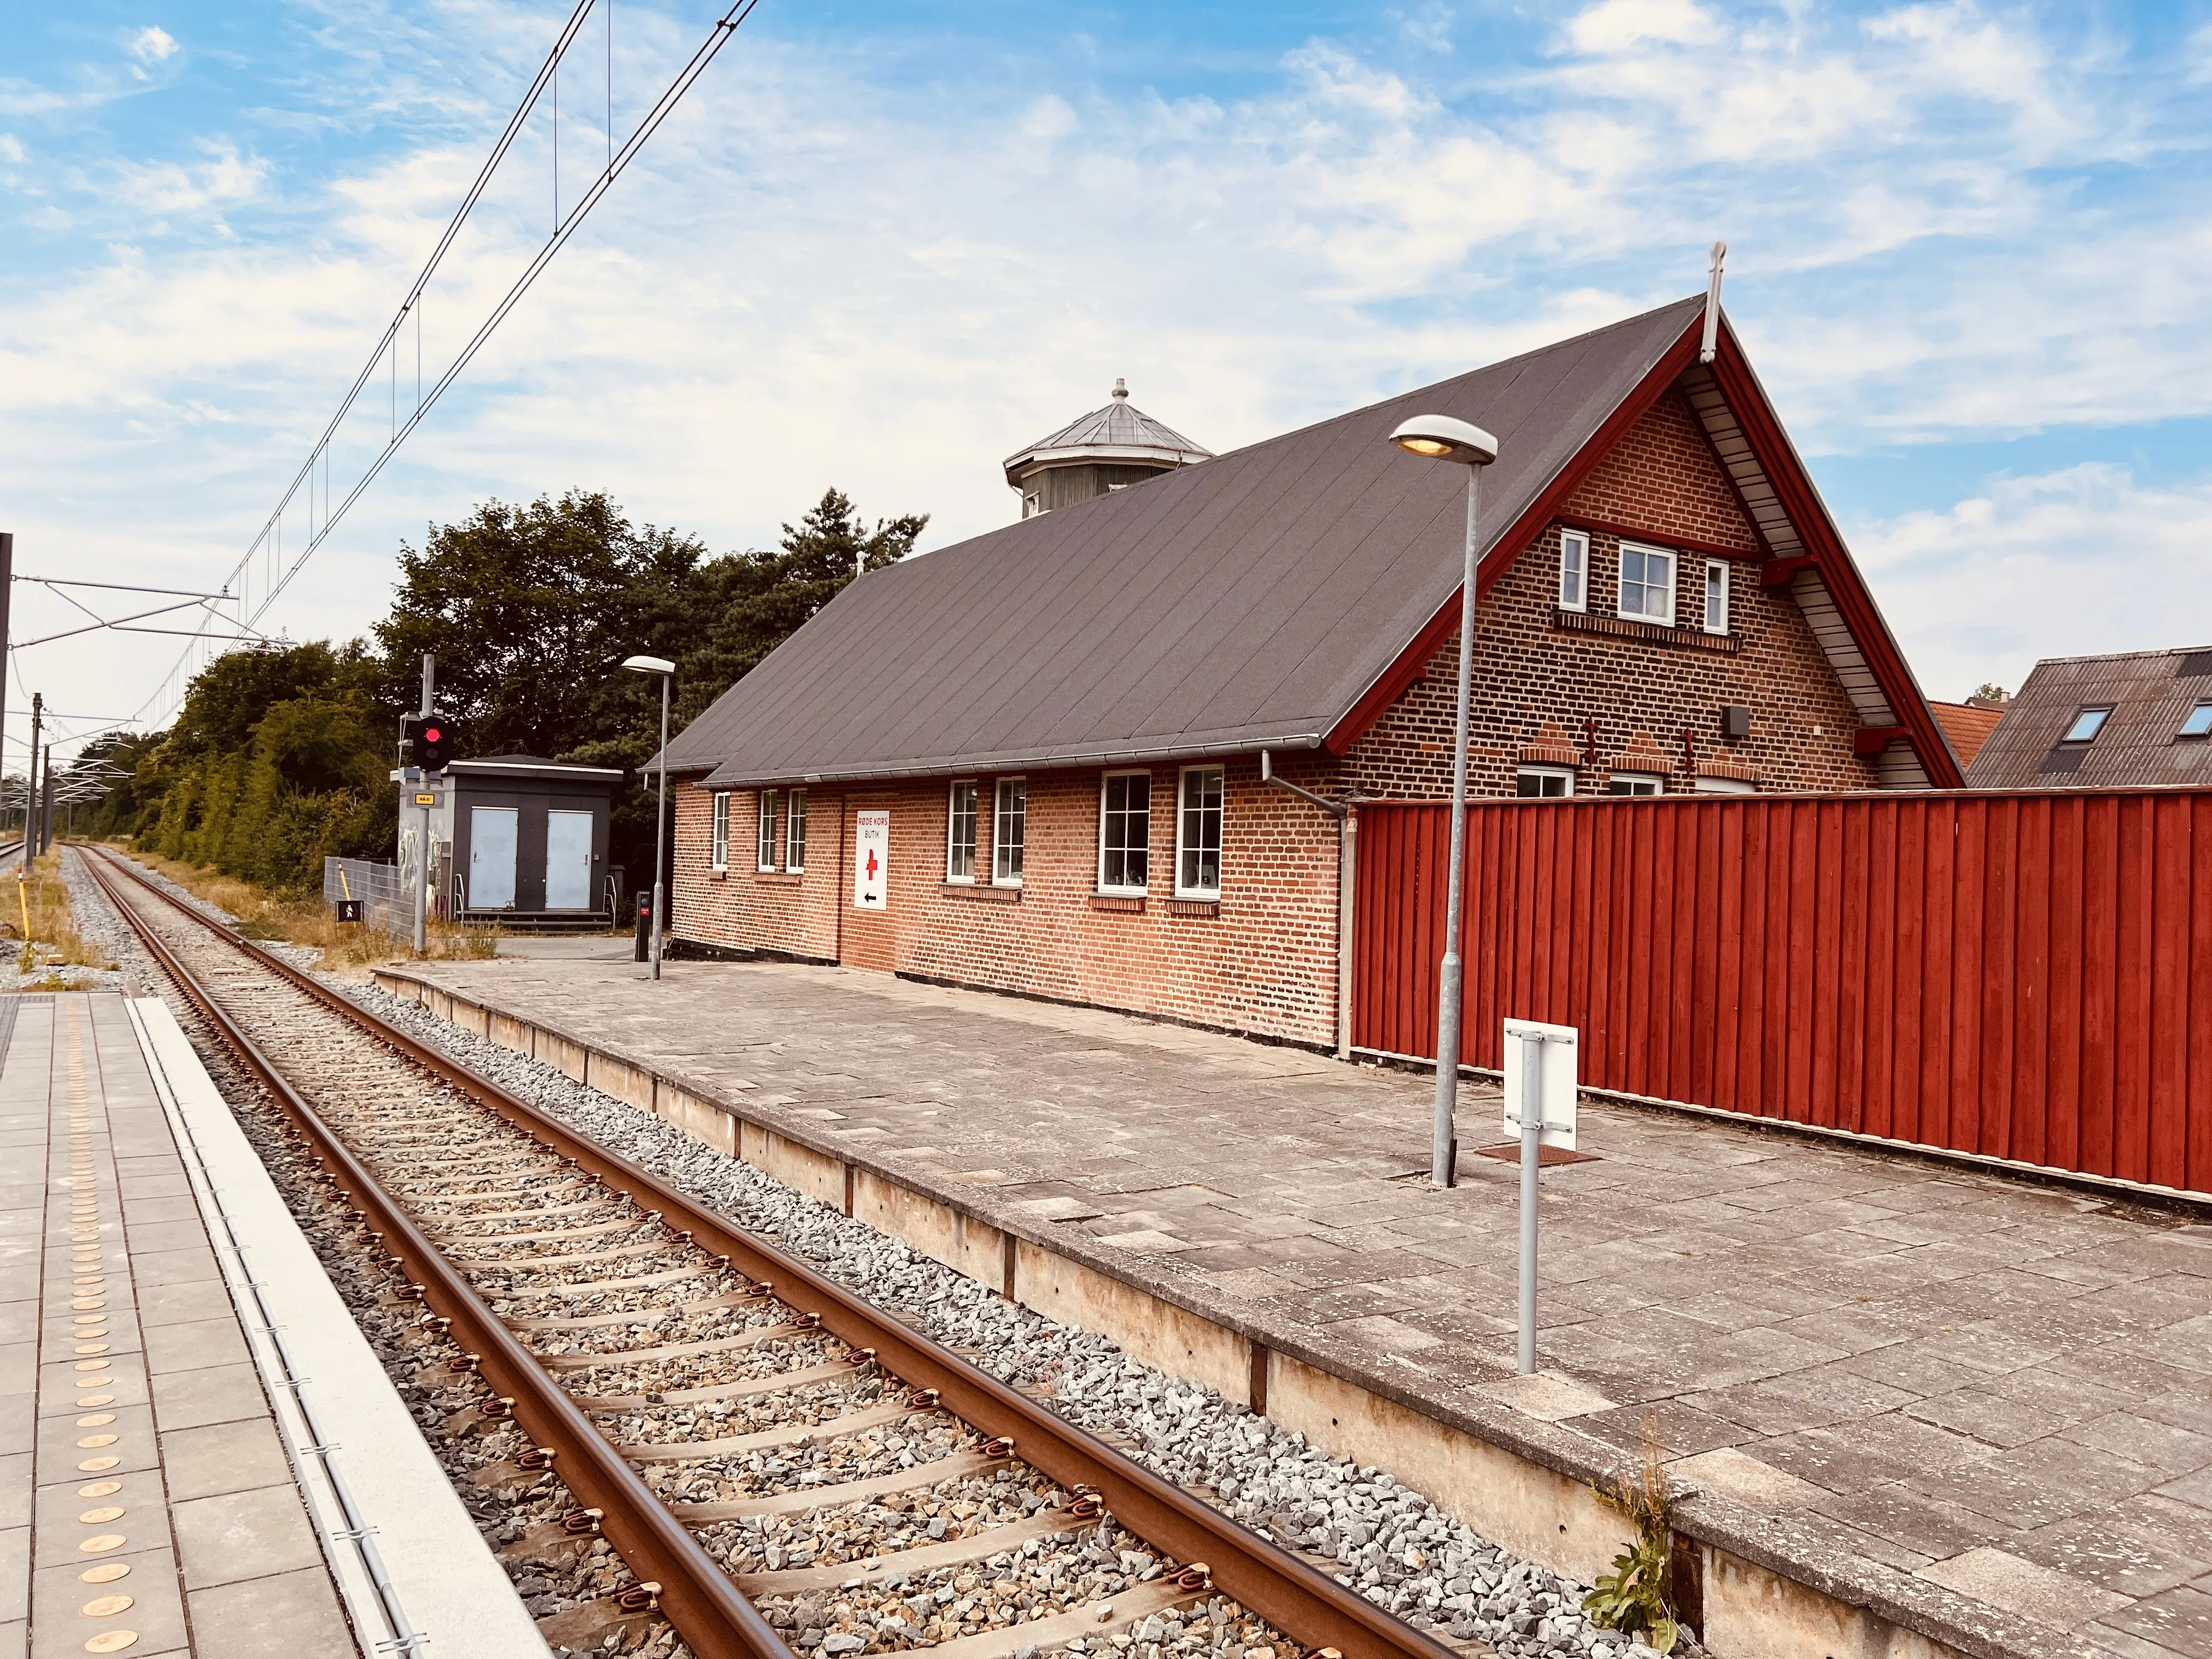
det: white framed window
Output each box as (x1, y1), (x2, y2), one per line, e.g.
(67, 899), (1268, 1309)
(946, 781), (978, 882)
(1694, 775), (1756, 795)
(1702, 559), (1730, 635)
(786, 789), (808, 871)
(1098, 771), (1152, 894)
(1175, 766), (1224, 896)
(710, 792), (731, 871)
(992, 778), (1026, 885)
(1618, 541), (1676, 626)
(1607, 772), (1663, 797)
(2062, 707), (2112, 743)
(1516, 766), (1574, 799)
(1022, 493), (1043, 519)
(1558, 528), (1589, 613)
(2179, 702), (2212, 740)
(757, 790), (779, 871)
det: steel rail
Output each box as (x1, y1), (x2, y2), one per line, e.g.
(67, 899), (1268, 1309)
(88, 847), (1460, 1659)
(82, 849), (795, 1659)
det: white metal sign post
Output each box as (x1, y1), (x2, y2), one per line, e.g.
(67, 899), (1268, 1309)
(852, 810), (889, 910)
(1503, 1018), (1578, 1375)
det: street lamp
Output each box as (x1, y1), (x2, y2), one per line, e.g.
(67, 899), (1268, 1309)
(622, 654), (676, 980)
(1387, 413), (1499, 1189)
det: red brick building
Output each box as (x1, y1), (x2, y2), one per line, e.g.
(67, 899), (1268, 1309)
(660, 297), (1962, 1050)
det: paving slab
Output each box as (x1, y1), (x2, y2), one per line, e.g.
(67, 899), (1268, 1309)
(393, 954), (2212, 1658)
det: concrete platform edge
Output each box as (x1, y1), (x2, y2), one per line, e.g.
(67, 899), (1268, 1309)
(372, 966), (2096, 1659)
(128, 996), (550, 1659)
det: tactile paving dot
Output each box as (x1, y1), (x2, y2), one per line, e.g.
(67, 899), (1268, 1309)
(77, 1481), (122, 1499)
(76, 1396), (116, 1409)
(79, 1562), (130, 1584)
(77, 1534), (127, 1554)
(78, 1507), (126, 1524)
(77, 1457), (121, 1473)
(81, 1595), (134, 1617)
(77, 1414), (116, 1427)
(76, 1436), (120, 1449)
(84, 1632), (138, 1654)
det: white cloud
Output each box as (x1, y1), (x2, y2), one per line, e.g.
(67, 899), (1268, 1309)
(1852, 462), (2212, 698)
(127, 26), (180, 67)
(1562, 0), (1723, 54)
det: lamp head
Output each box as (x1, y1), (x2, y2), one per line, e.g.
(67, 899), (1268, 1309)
(1387, 414), (1498, 467)
(620, 655), (675, 676)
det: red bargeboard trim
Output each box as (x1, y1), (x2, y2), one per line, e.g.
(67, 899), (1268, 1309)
(1323, 316), (1704, 755)
(1705, 334), (1965, 788)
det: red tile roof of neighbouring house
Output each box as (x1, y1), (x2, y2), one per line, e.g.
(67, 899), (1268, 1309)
(1928, 701), (2006, 767)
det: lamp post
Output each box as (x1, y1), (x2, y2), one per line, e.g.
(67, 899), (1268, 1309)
(1386, 413), (1499, 1189)
(622, 654), (676, 980)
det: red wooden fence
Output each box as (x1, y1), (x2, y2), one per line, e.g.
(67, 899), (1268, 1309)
(1352, 789), (2212, 1196)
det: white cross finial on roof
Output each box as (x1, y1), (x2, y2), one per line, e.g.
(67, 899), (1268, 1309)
(1112, 378), (1129, 400)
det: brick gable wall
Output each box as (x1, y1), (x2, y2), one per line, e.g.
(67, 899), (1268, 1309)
(1344, 388), (1878, 799)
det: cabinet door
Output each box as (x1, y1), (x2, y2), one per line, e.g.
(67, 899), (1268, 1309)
(545, 810), (594, 909)
(468, 808), (518, 909)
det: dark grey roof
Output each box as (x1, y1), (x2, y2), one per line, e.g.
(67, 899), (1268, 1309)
(1003, 381), (1213, 482)
(451, 754), (627, 779)
(1963, 648), (2212, 789)
(673, 296), (1706, 789)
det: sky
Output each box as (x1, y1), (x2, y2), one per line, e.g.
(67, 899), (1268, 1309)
(3, 0), (2210, 765)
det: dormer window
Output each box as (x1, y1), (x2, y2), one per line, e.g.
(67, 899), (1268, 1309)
(2061, 707), (2111, 743)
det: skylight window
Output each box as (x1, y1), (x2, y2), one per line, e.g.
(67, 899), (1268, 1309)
(2179, 702), (2212, 740)
(2061, 707), (2111, 743)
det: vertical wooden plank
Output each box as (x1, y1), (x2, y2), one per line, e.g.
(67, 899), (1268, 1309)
(1892, 800), (1927, 1147)
(2013, 797), (2051, 1170)
(1810, 801), (1844, 1130)
(1741, 803), (1774, 1118)
(2047, 795), (2084, 1175)
(1980, 797), (2019, 1161)
(2188, 794), (2212, 1196)
(1713, 803), (1746, 1117)
(1861, 800), (1897, 1141)
(1834, 800), (1869, 1135)
(1944, 798), (1984, 1158)
(2148, 793), (2191, 1190)
(2114, 796), (2154, 1182)
(1784, 802), (1817, 1122)
(2080, 794), (2118, 1177)
(1690, 803), (1721, 1109)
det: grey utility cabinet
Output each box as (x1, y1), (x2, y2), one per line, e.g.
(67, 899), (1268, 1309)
(411, 755), (624, 925)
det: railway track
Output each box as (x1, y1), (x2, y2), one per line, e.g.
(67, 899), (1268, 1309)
(82, 846), (1464, 1659)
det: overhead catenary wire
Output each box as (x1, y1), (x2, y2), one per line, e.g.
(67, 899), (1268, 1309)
(135, 0), (760, 726)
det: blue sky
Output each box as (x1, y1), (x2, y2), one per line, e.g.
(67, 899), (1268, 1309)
(4, 0), (2211, 759)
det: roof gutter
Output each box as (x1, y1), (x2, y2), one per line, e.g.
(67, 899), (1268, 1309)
(704, 732), (1327, 793)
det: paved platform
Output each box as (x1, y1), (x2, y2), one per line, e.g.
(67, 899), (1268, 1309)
(0, 994), (353, 1658)
(393, 956), (2212, 1659)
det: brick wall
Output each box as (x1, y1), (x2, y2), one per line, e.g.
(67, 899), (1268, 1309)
(670, 753), (1343, 1045)
(670, 377), (1891, 1045)
(1344, 390), (1879, 799)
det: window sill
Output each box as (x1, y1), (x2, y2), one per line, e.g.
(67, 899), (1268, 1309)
(941, 882), (1019, 903)
(754, 871), (803, 885)
(709, 867), (729, 881)
(1164, 896), (1220, 917)
(1088, 893), (1147, 914)
(1555, 608), (1739, 654)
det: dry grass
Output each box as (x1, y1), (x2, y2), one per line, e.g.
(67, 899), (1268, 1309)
(9, 848), (116, 970)
(119, 844), (499, 970)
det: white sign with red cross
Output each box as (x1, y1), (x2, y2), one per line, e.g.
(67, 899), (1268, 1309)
(852, 810), (889, 910)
